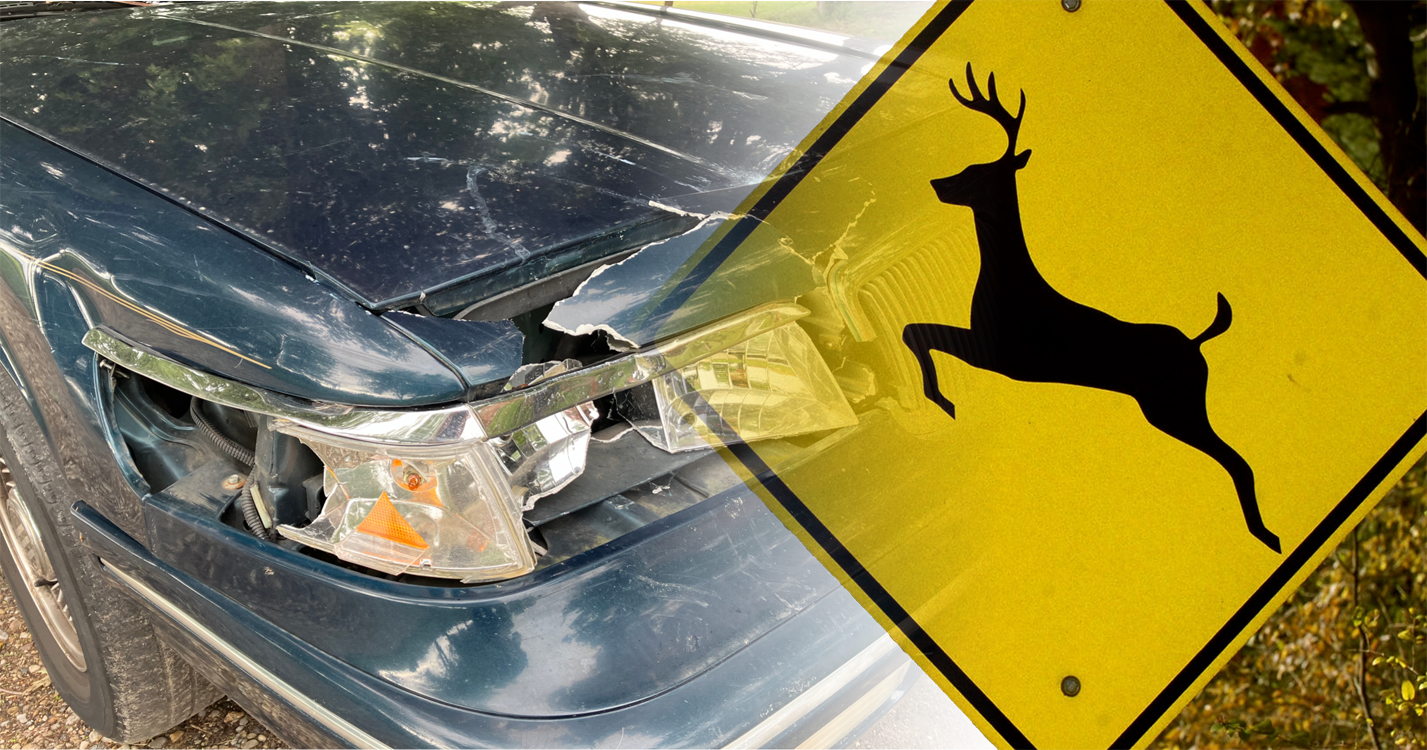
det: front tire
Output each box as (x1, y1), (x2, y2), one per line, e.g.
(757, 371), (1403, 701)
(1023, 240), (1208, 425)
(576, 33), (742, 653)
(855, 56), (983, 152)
(0, 375), (220, 742)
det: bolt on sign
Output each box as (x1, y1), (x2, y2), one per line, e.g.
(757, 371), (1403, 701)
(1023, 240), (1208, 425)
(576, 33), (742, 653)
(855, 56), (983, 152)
(615, 0), (1425, 747)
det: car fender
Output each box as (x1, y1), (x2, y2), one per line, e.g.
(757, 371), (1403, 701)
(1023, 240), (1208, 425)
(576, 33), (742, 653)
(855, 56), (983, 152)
(0, 121), (469, 539)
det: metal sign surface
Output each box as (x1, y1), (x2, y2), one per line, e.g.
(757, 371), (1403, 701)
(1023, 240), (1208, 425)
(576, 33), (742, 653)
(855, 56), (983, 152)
(657, 1), (1426, 747)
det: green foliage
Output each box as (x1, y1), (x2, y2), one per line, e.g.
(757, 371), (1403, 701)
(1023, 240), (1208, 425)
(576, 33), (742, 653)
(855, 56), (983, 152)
(1210, 0), (1387, 187)
(1210, 718), (1313, 746)
(821, 2), (850, 22)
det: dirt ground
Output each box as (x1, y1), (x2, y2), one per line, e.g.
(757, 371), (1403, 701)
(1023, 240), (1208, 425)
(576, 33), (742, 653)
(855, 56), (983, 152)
(2, 573), (968, 750)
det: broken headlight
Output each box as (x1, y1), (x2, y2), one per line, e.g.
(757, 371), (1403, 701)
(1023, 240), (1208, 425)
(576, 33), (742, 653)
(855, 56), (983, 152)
(274, 403), (596, 583)
(84, 302), (854, 585)
(272, 308), (853, 580)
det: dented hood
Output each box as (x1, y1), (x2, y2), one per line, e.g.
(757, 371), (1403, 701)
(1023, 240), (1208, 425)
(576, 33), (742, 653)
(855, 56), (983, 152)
(0, 1), (873, 311)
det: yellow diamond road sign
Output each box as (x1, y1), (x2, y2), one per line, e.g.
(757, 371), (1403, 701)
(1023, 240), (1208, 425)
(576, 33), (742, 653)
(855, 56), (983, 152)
(658, 1), (1427, 747)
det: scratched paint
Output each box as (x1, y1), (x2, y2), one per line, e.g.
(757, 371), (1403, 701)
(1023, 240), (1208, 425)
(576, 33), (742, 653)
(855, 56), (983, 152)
(0, 1), (875, 311)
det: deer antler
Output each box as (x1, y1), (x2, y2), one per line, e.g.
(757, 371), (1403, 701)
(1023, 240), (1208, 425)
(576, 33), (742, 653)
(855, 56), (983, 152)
(948, 63), (1026, 158)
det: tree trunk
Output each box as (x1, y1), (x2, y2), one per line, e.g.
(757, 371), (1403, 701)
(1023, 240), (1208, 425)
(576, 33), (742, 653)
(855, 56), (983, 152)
(1348, 1), (1426, 236)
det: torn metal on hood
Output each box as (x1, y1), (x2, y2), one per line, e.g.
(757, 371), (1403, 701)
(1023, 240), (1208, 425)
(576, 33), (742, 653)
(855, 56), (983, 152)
(543, 215), (820, 350)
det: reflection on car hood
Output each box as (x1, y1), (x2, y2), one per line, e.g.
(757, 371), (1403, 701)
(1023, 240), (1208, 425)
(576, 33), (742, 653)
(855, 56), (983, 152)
(0, 1), (873, 310)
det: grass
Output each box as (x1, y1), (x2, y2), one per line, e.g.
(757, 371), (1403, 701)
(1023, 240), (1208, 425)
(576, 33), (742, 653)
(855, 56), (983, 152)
(633, 1), (934, 43)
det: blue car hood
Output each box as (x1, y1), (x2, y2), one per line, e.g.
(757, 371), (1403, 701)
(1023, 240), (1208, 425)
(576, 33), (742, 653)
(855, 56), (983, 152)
(0, 1), (872, 311)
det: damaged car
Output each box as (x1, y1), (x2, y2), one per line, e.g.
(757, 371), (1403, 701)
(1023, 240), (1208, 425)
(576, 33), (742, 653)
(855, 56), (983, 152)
(0, 1), (934, 746)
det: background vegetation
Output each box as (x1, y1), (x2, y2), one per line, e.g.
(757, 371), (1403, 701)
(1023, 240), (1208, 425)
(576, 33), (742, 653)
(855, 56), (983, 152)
(659, 2), (1426, 747)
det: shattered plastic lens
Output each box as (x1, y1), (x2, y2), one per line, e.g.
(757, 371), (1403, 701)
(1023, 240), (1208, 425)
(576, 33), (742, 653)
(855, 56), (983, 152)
(275, 405), (595, 582)
(489, 402), (598, 511)
(623, 322), (857, 452)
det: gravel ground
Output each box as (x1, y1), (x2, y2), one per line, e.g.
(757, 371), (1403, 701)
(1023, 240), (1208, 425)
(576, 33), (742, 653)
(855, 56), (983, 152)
(3, 574), (970, 749)
(0, 576), (284, 750)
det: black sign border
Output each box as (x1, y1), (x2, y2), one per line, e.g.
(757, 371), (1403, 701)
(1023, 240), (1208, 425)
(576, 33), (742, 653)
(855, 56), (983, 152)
(716, 1), (1427, 748)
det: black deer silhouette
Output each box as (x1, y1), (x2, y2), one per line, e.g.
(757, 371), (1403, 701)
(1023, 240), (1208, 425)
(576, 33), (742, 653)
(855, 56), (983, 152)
(902, 65), (1279, 553)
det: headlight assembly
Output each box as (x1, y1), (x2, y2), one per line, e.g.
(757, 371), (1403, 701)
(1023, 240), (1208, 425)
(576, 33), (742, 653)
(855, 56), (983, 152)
(84, 302), (856, 583)
(274, 402), (597, 582)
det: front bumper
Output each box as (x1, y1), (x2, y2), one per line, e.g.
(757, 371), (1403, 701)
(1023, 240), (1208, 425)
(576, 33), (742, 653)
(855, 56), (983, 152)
(73, 482), (913, 748)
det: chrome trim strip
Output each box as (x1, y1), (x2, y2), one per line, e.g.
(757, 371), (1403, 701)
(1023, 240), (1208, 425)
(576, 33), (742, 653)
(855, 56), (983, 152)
(102, 562), (389, 750)
(724, 634), (900, 749)
(83, 328), (483, 446)
(796, 662), (909, 749)
(83, 302), (807, 444)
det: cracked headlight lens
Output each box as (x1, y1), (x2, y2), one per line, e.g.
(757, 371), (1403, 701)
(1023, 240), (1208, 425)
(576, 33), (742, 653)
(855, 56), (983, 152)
(274, 403), (595, 582)
(618, 321), (857, 452)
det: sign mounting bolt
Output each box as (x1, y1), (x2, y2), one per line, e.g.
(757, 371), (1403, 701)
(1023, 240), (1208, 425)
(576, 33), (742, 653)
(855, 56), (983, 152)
(1062, 0), (1082, 11)
(1061, 675), (1082, 697)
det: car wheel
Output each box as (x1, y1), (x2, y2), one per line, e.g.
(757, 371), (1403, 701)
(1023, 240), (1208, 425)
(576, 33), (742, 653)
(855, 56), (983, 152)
(0, 374), (220, 742)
